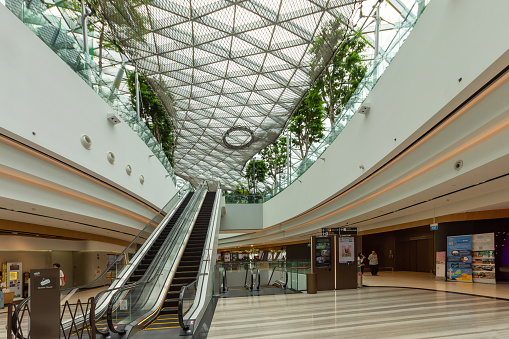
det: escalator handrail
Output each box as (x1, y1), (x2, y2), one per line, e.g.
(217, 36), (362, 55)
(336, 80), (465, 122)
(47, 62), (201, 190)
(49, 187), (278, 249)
(106, 184), (207, 334)
(222, 269), (228, 293)
(11, 186), (192, 338)
(284, 267), (288, 289)
(93, 281), (141, 335)
(256, 268), (261, 290)
(178, 278), (198, 331)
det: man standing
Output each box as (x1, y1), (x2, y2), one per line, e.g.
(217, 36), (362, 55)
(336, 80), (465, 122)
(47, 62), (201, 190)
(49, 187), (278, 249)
(53, 263), (65, 287)
(368, 250), (379, 276)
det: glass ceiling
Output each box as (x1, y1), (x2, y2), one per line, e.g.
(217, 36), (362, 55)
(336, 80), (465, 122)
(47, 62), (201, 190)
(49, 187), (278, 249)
(95, 0), (366, 188)
(7, 0), (421, 189)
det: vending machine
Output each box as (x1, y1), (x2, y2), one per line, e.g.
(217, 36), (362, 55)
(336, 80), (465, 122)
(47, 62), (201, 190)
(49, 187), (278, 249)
(3, 262), (23, 298)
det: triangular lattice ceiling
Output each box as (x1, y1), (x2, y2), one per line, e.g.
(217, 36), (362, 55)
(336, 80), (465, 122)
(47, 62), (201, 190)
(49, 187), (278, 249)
(96, 0), (362, 188)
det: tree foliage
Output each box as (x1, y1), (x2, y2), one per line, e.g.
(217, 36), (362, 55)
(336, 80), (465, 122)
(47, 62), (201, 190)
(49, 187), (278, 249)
(288, 86), (326, 159)
(244, 160), (268, 193)
(311, 19), (367, 125)
(126, 71), (175, 165)
(260, 137), (288, 186)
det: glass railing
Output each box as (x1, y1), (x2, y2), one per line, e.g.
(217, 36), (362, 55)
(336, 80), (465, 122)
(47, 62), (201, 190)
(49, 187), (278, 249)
(216, 260), (310, 291)
(4, 0), (176, 184)
(228, 0), (424, 202)
(106, 183), (207, 334)
(224, 194), (264, 204)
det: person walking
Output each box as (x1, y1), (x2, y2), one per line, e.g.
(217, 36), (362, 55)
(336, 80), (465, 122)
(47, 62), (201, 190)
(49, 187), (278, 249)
(358, 252), (366, 274)
(53, 263), (65, 287)
(368, 250), (379, 276)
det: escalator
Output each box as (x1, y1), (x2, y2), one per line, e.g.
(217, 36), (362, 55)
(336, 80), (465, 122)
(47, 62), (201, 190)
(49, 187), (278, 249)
(127, 193), (193, 284)
(104, 185), (221, 338)
(143, 192), (216, 331)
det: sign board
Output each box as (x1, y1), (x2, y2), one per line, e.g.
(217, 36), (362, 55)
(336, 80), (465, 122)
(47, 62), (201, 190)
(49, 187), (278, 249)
(30, 268), (60, 339)
(472, 233), (495, 284)
(430, 223), (438, 231)
(446, 235), (472, 282)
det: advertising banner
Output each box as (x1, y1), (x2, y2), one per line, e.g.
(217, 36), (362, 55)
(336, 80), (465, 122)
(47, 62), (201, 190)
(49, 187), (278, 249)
(339, 237), (355, 264)
(472, 233), (496, 284)
(447, 235), (472, 282)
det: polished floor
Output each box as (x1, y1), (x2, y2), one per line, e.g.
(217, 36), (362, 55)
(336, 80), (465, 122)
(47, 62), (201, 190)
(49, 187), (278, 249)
(208, 287), (509, 338)
(363, 271), (509, 299)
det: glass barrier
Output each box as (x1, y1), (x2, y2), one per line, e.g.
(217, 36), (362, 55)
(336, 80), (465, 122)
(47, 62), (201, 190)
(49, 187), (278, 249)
(4, 0), (176, 184)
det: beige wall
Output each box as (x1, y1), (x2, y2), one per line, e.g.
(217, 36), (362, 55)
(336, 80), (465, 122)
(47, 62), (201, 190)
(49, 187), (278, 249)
(0, 251), (52, 273)
(72, 251), (109, 287)
(50, 251), (74, 288)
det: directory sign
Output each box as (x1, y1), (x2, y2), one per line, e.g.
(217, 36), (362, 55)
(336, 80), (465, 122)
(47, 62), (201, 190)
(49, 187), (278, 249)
(447, 235), (472, 282)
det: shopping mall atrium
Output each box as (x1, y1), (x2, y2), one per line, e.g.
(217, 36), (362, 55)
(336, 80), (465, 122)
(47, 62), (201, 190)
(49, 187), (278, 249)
(1, 0), (509, 338)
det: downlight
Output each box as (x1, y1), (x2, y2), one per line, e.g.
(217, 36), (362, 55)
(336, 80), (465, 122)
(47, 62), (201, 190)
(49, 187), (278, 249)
(125, 165), (132, 175)
(454, 160), (463, 171)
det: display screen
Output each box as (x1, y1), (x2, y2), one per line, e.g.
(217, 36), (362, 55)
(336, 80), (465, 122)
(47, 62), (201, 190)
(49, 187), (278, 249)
(315, 237), (331, 267)
(339, 236), (355, 264)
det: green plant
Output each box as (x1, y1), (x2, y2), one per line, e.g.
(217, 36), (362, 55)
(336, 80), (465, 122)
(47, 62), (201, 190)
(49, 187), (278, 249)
(260, 137), (288, 186)
(126, 71), (175, 165)
(244, 160), (268, 194)
(310, 19), (367, 125)
(288, 85), (326, 159)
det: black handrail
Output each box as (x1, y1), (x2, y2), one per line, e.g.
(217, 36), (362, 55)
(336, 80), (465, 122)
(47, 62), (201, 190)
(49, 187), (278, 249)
(221, 270), (228, 293)
(178, 279), (198, 333)
(244, 267), (250, 290)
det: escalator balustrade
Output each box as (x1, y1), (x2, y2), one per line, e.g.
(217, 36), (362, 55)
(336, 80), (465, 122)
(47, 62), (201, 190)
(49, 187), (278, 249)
(144, 192), (216, 330)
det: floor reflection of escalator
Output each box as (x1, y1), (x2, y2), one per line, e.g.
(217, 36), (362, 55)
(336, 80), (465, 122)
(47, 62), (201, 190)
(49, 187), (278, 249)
(143, 192), (216, 331)
(127, 193), (193, 284)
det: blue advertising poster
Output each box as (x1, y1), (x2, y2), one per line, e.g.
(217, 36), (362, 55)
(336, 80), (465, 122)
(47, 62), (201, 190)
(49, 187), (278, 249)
(447, 235), (472, 282)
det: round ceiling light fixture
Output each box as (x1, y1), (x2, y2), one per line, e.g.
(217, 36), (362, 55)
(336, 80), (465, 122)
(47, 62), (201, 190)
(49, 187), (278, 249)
(222, 126), (255, 150)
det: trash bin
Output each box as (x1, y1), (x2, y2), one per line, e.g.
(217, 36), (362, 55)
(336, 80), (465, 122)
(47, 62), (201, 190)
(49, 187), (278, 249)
(306, 273), (317, 294)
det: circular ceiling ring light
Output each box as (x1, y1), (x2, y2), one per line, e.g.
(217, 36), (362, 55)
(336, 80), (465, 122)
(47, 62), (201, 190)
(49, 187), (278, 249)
(222, 126), (255, 150)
